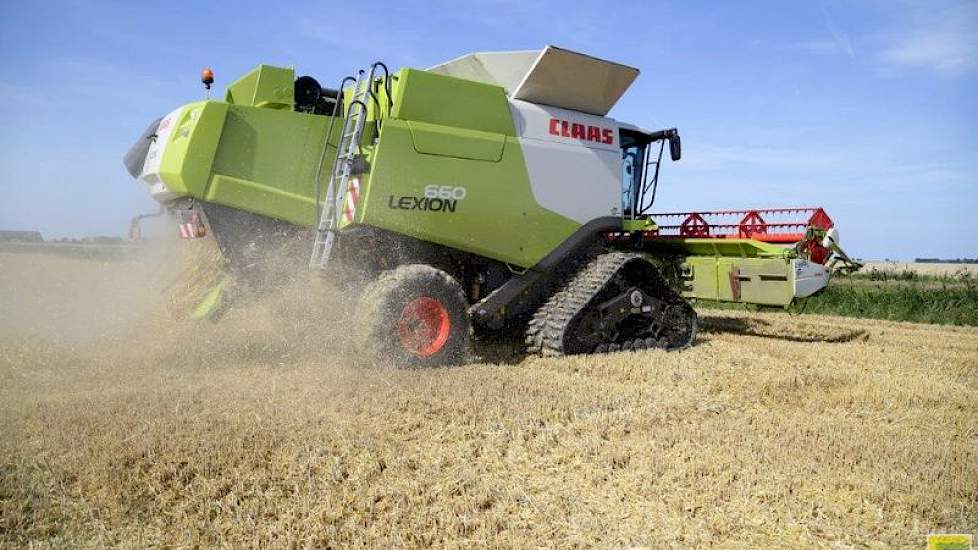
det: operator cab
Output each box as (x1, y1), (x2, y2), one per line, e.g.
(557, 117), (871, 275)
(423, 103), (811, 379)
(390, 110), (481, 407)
(620, 128), (681, 219)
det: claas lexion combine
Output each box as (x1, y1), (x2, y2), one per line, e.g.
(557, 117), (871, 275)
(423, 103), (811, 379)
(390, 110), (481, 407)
(124, 46), (859, 366)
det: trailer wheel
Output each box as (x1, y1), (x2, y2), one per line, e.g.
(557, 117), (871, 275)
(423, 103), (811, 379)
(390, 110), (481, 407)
(355, 265), (472, 367)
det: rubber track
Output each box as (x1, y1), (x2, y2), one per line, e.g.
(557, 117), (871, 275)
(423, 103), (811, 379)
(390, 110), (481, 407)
(525, 251), (695, 357)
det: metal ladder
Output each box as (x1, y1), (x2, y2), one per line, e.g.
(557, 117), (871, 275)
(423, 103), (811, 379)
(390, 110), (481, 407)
(309, 63), (389, 269)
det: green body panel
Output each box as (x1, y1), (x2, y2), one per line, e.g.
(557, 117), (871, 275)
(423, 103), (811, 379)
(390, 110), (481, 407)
(152, 66), (336, 226)
(190, 275), (231, 320)
(391, 69), (515, 135)
(682, 256), (793, 306)
(207, 104), (335, 226)
(358, 119), (578, 266)
(224, 65), (295, 110)
(646, 238), (796, 306)
(156, 101), (228, 198)
(406, 120), (505, 161)
(649, 237), (790, 258)
(622, 218), (657, 232)
(353, 69), (579, 267)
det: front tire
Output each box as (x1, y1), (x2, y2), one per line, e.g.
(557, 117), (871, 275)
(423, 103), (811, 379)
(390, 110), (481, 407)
(354, 265), (472, 367)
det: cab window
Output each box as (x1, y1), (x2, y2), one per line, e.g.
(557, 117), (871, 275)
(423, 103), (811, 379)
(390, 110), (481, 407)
(619, 130), (649, 217)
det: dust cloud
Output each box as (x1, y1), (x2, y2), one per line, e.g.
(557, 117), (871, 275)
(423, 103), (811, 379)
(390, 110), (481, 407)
(0, 237), (182, 343)
(3, 219), (977, 547)
(0, 219), (356, 369)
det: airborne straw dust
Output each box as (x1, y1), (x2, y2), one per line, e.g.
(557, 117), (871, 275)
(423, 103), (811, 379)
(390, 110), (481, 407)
(1, 233), (975, 548)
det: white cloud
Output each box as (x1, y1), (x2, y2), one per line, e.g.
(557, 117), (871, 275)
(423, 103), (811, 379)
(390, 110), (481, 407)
(820, 4), (856, 58)
(877, 2), (977, 76)
(796, 1), (977, 76)
(880, 27), (977, 75)
(797, 39), (851, 57)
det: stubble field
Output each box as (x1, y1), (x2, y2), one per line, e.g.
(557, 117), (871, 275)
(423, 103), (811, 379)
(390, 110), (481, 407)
(1, 249), (976, 548)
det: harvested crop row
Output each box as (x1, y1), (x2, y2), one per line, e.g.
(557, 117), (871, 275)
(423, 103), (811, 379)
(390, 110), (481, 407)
(2, 308), (976, 548)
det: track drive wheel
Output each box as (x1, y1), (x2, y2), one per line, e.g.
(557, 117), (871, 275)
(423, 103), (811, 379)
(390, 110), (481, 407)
(354, 265), (472, 367)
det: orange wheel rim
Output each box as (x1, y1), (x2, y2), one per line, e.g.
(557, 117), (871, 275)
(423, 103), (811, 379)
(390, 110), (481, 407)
(396, 297), (451, 357)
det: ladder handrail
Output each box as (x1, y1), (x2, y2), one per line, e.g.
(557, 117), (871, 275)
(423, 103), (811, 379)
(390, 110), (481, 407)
(369, 61), (393, 114)
(330, 99), (369, 220)
(372, 62), (392, 105)
(310, 62), (390, 270)
(323, 70), (367, 221)
(328, 65), (379, 224)
(310, 70), (369, 268)
(324, 99), (369, 243)
(312, 75), (356, 227)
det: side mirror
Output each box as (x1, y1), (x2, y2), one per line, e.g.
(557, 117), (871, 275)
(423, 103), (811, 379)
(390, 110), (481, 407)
(669, 134), (681, 161)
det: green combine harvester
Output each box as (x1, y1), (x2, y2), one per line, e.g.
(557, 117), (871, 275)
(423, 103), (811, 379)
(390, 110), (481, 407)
(124, 46), (859, 366)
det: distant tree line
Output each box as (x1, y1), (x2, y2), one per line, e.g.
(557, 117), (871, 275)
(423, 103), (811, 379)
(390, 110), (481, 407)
(0, 230), (126, 245)
(50, 236), (126, 244)
(0, 230), (43, 243)
(915, 258), (978, 264)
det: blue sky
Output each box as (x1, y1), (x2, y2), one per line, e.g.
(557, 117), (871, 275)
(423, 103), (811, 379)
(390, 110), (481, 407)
(0, 0), (975, 259)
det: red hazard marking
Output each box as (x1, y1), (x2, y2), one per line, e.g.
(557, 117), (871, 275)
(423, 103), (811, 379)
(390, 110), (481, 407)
(343, 178), (360, 223)
(177, 212), (205, 239)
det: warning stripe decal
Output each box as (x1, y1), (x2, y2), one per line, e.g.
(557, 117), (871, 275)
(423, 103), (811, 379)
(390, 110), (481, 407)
(178, 213), (204, 239)
(343, 177), (360, 223)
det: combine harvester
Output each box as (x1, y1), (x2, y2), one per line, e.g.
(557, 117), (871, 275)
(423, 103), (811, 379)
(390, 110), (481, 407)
(123, 46), (858, 366)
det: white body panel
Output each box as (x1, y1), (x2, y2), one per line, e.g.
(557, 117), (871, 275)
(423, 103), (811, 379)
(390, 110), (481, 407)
(428, 50), (539, 94)
(792, 259), (831, 298)
(140, 106), (182, 203)
(510, 100), (622, 224)
(511, 46), (639, 116)
(429, 45), (638, 116)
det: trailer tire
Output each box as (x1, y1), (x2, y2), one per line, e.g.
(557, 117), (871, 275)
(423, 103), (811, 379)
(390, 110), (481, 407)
(354, 265), (472, 368)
